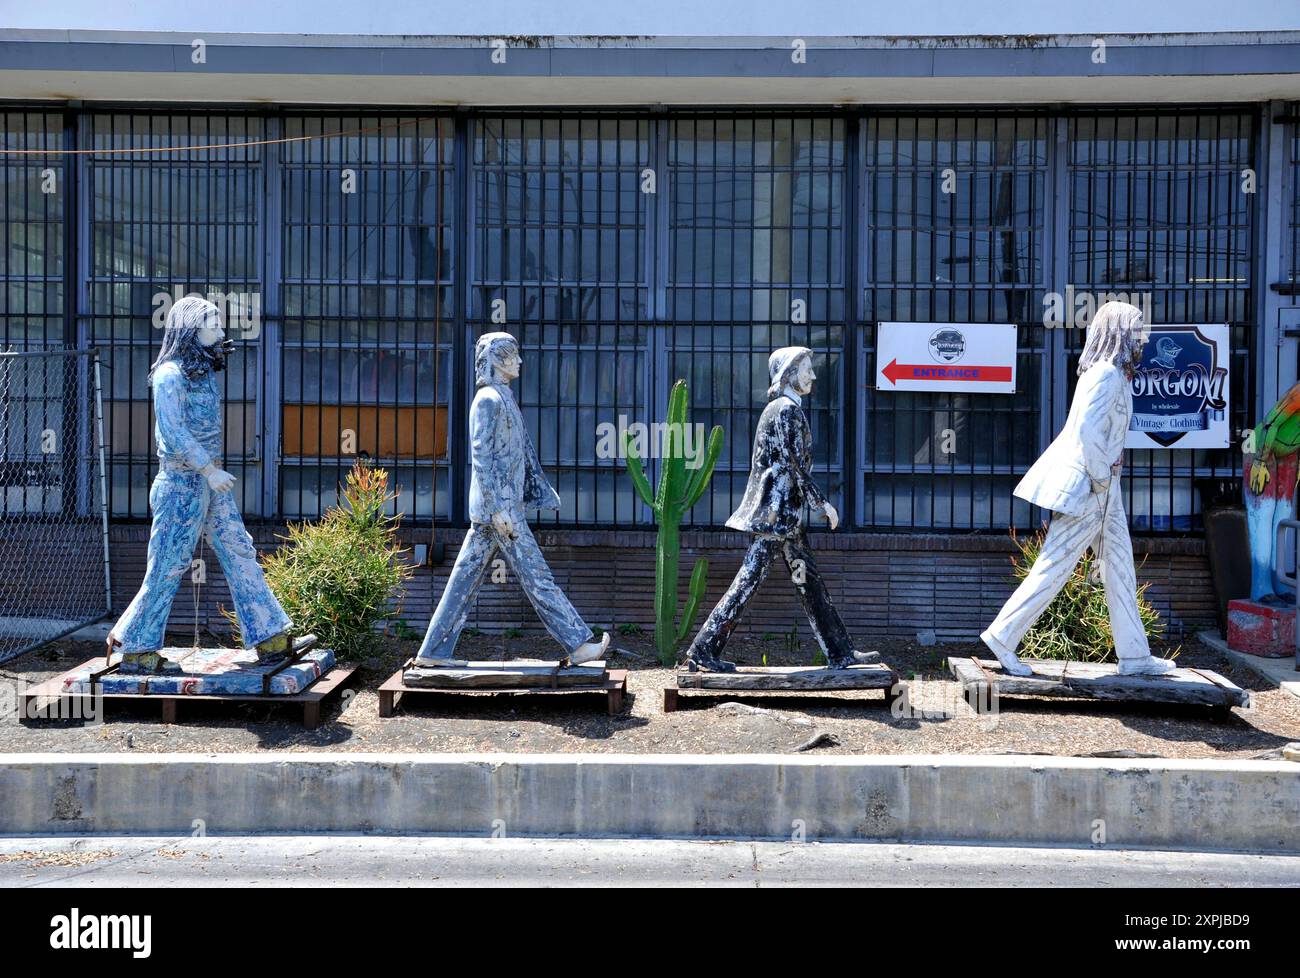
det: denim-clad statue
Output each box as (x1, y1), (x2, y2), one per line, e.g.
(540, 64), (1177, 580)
(981, 301), (1175, 677)
(107, 296), (315, 674)
(414, 332), (609, 667)
(683, 346), (878, 673)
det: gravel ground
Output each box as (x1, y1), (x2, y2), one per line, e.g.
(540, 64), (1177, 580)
(1, 632), (1298, 758)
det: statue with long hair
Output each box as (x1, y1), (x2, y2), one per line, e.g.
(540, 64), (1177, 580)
(107, 296), (314, 674)
(981, 301), (1175, 677)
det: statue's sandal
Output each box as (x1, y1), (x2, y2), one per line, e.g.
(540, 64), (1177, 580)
(255, 632), (319, 667)
(106, 634), (180, 675)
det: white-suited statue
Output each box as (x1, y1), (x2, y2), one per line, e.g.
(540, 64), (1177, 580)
(981, 301), (1176, 678)
(414, 332), (609, 667)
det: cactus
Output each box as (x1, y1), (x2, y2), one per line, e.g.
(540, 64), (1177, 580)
(624, 380), (725, 666)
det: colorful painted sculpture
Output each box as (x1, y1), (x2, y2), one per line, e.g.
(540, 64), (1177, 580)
(1244, 383), (1300, 601)
(107, 297), (314, 674)
(981, 301), (1174, 677)
(414, 332), (609, 667)
(683, 346), (877, 672)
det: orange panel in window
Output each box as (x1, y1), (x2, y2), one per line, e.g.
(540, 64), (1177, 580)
(282, 405), (448, 458)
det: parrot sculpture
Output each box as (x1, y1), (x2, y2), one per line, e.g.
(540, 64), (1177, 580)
(1244, 381), (1300, 600)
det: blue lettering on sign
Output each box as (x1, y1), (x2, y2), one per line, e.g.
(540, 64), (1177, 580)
(1129, 327), (1228, 447)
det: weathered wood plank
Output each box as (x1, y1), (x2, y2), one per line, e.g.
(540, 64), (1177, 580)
(402, 660), (608, 688)
(378, 668), (627, 715)
(676, 664), (897, 690)
(946, 657), (1250, 709)
(947, 657), (988, 688)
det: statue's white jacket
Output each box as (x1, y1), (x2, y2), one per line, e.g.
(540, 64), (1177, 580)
(1014, 362), (1132, 517)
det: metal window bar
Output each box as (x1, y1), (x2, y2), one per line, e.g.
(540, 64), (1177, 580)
(666, 112), (847, 529)
(1291, 101), (1300, 284)
(858, 110), (1051, 531)
(278, 113), (454, 522)
(85, 111), (265, 518)
(1066, 107), (1256, 533)
(0, 103), (1270, 538)
(469, 112), (651, 526)
(0, 109), (65, 351)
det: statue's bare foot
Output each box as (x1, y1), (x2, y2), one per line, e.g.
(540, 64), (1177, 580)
(411, 656), (469, 668)
(564, 631), (610, 668)
(980, 630), (1034, 677)
(1118, 655), (1178, 677)
(685, 654), (737, 673)
(827, 650), (880, 669)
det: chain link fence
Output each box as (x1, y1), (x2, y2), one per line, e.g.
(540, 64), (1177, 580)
(0, 349), (111, 664)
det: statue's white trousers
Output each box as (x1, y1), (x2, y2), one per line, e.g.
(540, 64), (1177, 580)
(982, 484), (1152, 661)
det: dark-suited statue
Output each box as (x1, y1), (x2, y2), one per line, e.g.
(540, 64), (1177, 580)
(414, 332), (609, 667)
(684, 346), (877, 672)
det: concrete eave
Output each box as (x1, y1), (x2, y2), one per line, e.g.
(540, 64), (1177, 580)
(2, 30), (1299, 106)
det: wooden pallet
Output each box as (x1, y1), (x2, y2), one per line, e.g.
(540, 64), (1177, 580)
(664, 663), (901, 713)
(18, 657), (359, 730)
(947, 656), (1251, 714)
(379, 661), (628, 717)
(402, 658), (608, 688)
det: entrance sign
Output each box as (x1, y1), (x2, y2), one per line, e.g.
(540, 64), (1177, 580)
(1125, 324), (1230, 449)
(875, 322), (1018, 394)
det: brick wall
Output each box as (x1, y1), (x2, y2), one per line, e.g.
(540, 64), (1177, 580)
(74, 523), (1215, 647)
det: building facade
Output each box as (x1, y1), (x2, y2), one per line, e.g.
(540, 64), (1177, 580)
(2, 31), (1299, 641)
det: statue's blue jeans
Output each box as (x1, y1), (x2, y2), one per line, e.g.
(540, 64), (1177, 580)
(416, 520), (593, 663)
(112, 465), (292, 653)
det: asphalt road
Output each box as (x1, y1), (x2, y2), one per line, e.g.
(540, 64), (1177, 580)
(1, 836), (1298, 886)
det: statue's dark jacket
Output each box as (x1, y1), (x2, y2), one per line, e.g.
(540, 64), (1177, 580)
(725, 394), (827, 539)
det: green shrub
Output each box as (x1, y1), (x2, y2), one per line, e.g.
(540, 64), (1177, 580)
(1008, 526), (1169, 662)
(226, 460), (412, 660)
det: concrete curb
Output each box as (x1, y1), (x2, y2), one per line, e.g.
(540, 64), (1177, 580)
(3, 753), (1299, 852)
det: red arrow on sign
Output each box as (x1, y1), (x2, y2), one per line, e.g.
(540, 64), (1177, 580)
(880, 358), (1013, 386)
